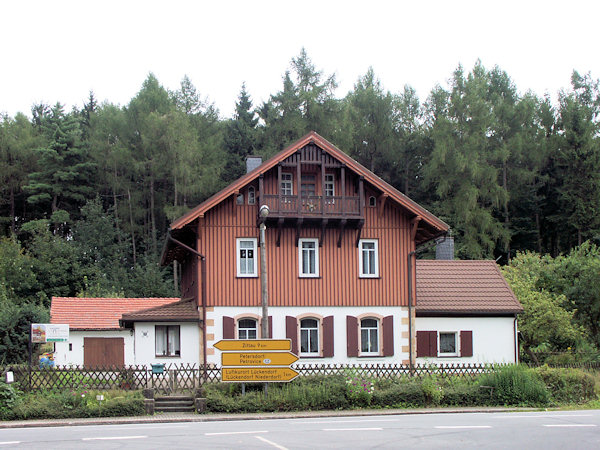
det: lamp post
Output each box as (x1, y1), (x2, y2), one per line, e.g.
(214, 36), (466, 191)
(259, 205), (270, 339)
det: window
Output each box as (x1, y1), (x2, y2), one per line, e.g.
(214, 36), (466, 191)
(324, 174), (335, 197)
(300, 318), (320, 355)
(237, 238), (257, 277)
(155, 325), (180, 357)
(439, 332), (457, 356)
(281, 173), (293, 196)
(359, 239), (379, 277)
(236, 194), (244, 205)
(369, 196), (376, 207)
(360, 318), (379, 354)
(238, 318), (257, 339)
(247, 186), (255, 205)
(301, 174), (316, 197)
(299, 238), (319, 277)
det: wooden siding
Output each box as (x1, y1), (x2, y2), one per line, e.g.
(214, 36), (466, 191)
(197, 178), (412, 308)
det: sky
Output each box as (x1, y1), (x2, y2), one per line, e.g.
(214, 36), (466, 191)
(1, 0), (599, 119)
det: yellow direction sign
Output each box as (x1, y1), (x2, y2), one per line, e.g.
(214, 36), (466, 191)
(214, 339), (291, 352)
(222, 352), (299, 367)
(222, 367), (299, 382)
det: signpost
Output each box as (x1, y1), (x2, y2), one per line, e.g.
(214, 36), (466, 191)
(215, 339), (299, 384)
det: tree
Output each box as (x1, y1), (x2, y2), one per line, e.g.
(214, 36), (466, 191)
(502, 252), (581, 363)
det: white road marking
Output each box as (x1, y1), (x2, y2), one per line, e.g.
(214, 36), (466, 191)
(323, 427), (383, 431)
(543, 424), (597, 428)
(435, 426), (492, 429)
(206, 430), (268, 436)
(82, 435), (147, 441)
(255, 435), (289, 450)
(495, 414), (593, 419)
(0, 442), (21, 446)
(299, 419), (399, 424)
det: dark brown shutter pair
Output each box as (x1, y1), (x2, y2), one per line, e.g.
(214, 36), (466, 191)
(286, 315), (334, 357)
(346, 315), (394, 357)
(416, 330), (473, 357)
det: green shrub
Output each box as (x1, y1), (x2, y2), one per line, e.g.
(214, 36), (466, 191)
(534, 365), (597, 404)
(421, 375), (443, 406)
(0, 381), (22, 420)
(478, 365), (549, 406)
(344, 369), (374, 407)
(372, 380), (426, 408)
(440, 381), (486, 406)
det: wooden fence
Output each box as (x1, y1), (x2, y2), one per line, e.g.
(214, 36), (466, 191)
(2, 362), (599, 393)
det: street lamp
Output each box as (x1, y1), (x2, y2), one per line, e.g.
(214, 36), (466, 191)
(259, 205), (270, 339)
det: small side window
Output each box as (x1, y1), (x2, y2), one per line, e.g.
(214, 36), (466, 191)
(248, 186), (256, 205)
(439, 332), (457, 356)
(368, 196), (376, 207)
(236, 194), (244, 205)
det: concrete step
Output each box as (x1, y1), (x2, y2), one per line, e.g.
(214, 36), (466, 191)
(154, 395), (195, 413)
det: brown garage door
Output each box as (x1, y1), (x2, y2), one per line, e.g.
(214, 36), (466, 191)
(83, 337), (125, 368)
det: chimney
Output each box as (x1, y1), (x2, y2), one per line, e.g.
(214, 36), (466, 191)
(246, 156), (262, 174)
(435, 236), (454, 260)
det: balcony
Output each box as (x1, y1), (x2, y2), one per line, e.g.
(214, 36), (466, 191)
(261, 194), (362, 221)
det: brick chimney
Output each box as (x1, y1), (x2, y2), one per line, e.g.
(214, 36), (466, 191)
(246, 156), (262, 174)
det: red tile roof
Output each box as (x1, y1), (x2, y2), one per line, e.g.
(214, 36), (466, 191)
(416, 260), (523, 314)
(121, 298), (199, 323)
(50, 297), (181, 330)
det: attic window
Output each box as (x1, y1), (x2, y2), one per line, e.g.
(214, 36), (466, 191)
(368, 196), (376, 207)
(236, 194), (244, 205)
(248, 186), (256, 205)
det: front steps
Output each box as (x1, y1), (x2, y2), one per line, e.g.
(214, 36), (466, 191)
(154, 395), (195, 413)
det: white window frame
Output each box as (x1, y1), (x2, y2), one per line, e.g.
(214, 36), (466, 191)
(324, 174), (335, 197)
(281, 173), (293, 196)
(236, 238), (258, 277)
(247, 186), (255, 205)
(155, 325), (181, 357)
(359, 318), (380, 355)
(359, 239), (379, 278)
(438, 331), (458, 357)
(237, 318), (258, 339)
(299, 317), (320, 356)
(298, 238), (319, 277)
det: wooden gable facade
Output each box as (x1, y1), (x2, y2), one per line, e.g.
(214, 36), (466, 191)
(162, 132), (449, 311)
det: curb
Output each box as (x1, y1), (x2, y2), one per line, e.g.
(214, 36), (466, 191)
(0, 407), (536, 429)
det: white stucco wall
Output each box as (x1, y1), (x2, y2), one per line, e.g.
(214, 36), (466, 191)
(415, 316), (518, 364)
(133, 322), (200, 366)
(53, 330), (135, 366)
(206, 306), (410, 366)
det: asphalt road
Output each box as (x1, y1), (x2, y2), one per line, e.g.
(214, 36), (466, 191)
(1, 410), (599, 449)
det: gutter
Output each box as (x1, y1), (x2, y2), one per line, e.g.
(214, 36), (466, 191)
(167, 233), (208, 381)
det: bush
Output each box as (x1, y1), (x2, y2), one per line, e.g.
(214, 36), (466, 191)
(0, 381), (22, 420)
(478, 365), (549, 406)
(534, 365), (597, 404)
(371, 380), (425, 407)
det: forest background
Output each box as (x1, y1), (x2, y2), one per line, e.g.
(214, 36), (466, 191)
(1, 50), (599, 364)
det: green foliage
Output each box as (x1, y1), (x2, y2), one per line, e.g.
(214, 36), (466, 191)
(0, 380), (22, 418)
(0, 298), (49, 364)
(478, 364), (549, 406)
(421, 374), (443, 406)
(343, 369), (374, 406)
(534, 365), (597, 404)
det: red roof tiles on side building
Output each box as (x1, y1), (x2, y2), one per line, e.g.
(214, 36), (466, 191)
(50, 297), (181, 330)
(120, 298), (200, 324)
(416, 260), (523, 314)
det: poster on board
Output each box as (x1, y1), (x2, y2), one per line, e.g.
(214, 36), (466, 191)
(31, 324), (69, 343)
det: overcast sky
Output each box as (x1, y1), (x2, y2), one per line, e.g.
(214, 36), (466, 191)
(1, 0), (598, 119)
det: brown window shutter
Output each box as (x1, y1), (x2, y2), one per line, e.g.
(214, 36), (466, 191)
(268, 316), (273, 339)
(223, 316), (234, 339)
(346, 316), (358, 357)
(382, 315), (394, 356)
(417, 330), (437, 357)
(286, 316), (298, 354)
(323, 316), (334, 357)
(460, 330), (473, 357)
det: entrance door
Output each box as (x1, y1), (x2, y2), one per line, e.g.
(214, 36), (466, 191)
(83, 337), (125, 367)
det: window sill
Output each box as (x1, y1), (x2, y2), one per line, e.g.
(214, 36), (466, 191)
(358, 354), (385, 358)
(298, 275), (321, 279)
(299, 355), (324, 359)
(359, 275), (380, 279)
(155, 355), (181, 358)
(437, 355), (459, 358)
(236, 275), (258, 279)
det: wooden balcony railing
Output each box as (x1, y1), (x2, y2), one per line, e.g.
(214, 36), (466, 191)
(261, 195), (361, 218)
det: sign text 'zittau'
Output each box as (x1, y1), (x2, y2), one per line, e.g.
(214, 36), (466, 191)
(222, 367), (299, 382)
(221, 351), (299, 367)
(213, 339), (291, 352)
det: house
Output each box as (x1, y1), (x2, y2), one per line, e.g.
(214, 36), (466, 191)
(415, 259), (522, 364)
(50, 297), (198, 366)
(160, 131), (450, 366)
(50, 132), (522, 367)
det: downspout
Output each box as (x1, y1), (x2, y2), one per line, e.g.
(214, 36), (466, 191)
(407, 250), (416, 369)
(167, 233), (208, 381)
(514, 314), (519, 364)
